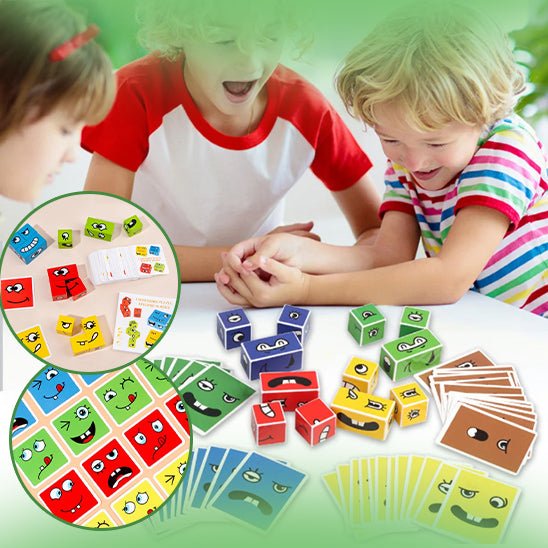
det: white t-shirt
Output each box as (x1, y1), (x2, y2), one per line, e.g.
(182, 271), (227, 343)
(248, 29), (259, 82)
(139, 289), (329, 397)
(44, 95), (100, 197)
(82, 55), (372, 246)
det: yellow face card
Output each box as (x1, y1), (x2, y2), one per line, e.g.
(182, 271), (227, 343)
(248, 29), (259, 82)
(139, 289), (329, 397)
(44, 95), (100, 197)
(402, 455), (424, 519)
(415, 462), (461, 527)
(336, 463), (351, 516)
(112, 479), (164, 524)
(375, 456), (389, 522)
(360, 458), (373, 523)
(84, 510), (116, 529)
(323, 471), (344, 513)
(408, 457), (442, 519)
(350, 458), (361, 526)
(395, 455), (409, 521)
(434, 469), (520, 543)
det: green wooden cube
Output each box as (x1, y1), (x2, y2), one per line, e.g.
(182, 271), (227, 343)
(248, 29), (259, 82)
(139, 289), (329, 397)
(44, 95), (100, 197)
(57, 229), (73, 248)
(379, 328), (442, 381)
(85, 217), (114, 241)
(347, 304), (385, 346)
(399, 307), (431, 337)
(123, 214), (143, 237)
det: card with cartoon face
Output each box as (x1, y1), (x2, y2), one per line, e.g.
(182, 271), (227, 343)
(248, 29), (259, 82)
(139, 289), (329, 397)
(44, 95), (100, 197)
(433, 469), (520, 543)
(437, 403), (536, 474)
(209, 452), (306, 531)
(415, 350), (495, 393)
(179, 365), (255, 435)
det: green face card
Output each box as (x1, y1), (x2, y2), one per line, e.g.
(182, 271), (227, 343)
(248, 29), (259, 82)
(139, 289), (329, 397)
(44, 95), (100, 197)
(136, 358), (171, 395)
(180, 365), (255, 434)
(13, 428), (69, 486)
(52, 398), (110, 455)
(94, 369), (153, 424)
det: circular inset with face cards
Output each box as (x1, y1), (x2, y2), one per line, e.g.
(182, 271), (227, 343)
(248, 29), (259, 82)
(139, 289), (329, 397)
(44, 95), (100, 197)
(10, 359), (192, 529)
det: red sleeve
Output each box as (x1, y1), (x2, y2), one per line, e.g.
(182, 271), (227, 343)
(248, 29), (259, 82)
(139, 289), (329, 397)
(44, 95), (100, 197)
(310, 106), (373, 191)
(81, 74), (151, 172)
(274, 66), (372, 191)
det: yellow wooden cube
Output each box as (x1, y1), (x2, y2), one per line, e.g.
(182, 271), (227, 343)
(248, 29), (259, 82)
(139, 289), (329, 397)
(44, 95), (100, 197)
(342, 357), (379, 394)
(17, 325), (51, 359)
(390, 381), (429, 427)
(56, 315), (76, 336)
(70, 315), (105, 355)
(135, 246), (148, 256)
(145, 329), (161, 348)
(331, 387), (395, 441)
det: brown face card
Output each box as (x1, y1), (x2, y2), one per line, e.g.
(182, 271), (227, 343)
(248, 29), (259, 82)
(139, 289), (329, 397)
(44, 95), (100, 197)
(437, 403), (537, 474)
(415, 350), (495, 392)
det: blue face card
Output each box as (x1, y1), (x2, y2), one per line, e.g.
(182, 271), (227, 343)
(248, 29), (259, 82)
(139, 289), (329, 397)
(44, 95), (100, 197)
(80, 373), (105, 386)
(210, 452), (307, 531)
(28, 367), (81, 414)
(203, 448), (247, 507)
(12, 400), (36, 438)
(191, 446), (227, 510)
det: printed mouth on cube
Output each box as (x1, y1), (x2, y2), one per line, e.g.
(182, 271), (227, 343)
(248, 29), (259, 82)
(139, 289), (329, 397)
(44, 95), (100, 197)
(336, 412), (379, 431)
(268, 375), (311, 388)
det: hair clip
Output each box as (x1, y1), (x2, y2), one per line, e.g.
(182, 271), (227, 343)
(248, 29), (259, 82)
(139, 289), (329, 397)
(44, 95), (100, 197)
(49, 24), (100, 62)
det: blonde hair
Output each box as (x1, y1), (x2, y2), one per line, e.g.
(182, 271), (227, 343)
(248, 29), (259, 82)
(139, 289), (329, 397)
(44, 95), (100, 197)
(0, 0), (115, 141)
(336, 2), (525, 131)
(137, 0), (309, 60)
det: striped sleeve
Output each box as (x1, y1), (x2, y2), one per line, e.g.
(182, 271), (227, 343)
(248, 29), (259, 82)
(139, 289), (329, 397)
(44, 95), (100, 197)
(379, 161), (415, 218)
(455, 124), (545, 229)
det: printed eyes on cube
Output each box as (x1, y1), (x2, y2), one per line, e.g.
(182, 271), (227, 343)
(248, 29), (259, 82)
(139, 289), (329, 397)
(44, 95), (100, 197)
(53, 268), (69, 276)
(354, 363), (368, 375)
(227, 314), (242, 323)
(92, 223), (107, 231)
(233, 332), (245, 342)
(289, 311), (300, 319)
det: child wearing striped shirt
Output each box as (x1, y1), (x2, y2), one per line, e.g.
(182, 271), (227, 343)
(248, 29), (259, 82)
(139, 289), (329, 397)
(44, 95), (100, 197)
(215, 3), (548, 318)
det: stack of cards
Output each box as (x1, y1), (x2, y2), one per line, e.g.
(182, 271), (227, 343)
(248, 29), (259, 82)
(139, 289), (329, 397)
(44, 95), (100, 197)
(323, 454), (520, 543)
(154, 356), (255, 435)
(87, 244), (169, 286)
(414, 350), (537, 474)
(148, 445), (307, 534)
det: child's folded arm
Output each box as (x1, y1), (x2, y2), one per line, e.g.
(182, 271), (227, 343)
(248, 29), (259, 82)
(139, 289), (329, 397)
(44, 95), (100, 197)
(303, 205), (511, 306)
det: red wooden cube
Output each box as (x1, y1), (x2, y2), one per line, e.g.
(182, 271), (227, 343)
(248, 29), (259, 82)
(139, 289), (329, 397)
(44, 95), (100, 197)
(251, 401), (286, 446)
(295, 398), (336, 446)
(260, 370), (320, 411)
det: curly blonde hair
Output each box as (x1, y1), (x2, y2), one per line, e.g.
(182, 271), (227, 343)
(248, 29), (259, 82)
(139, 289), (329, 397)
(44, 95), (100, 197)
(336, 2), (525, 131)
(136, 0), (309, 60)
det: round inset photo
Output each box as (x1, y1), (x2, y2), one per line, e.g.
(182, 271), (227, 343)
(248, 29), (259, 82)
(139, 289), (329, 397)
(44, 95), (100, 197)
(10, 359), (191, 529)
(0, 192), (180, 372)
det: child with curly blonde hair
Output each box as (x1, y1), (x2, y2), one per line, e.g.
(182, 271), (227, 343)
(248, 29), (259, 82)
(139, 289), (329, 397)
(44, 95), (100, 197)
(82, 0), (381, 281)
(217, 2), (548, 318)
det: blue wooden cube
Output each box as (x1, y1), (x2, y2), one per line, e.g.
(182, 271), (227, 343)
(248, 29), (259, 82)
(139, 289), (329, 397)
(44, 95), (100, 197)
(217, 308), (251, 350)
(241, 332), (303, 381)
(9, 224), (48, 264)
(277, 304), (311, 342)
(147, 309), (172, 331)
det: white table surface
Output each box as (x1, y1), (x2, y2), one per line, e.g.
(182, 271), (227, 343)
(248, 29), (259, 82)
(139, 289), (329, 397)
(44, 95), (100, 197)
(1, 283), (547, 544)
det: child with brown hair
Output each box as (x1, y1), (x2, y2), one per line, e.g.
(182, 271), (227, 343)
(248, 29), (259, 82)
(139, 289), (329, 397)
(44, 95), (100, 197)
(0, 0), (114, 203)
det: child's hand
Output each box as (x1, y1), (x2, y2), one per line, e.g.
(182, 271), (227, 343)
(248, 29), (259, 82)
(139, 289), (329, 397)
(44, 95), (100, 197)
(215, 256), (310, 308)
(218, 233), (309, 285)
(268, 220), (321, 241)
